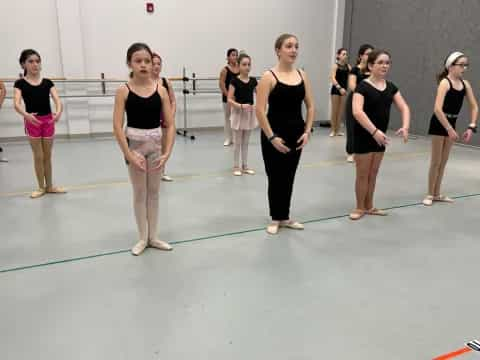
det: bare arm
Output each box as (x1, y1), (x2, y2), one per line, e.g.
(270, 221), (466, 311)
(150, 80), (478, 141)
(301, 69), (315, 134)
(166, 80), (176, 116)
(112, 85), (130, 158)
(393, 92), (410, 129)
(352, 93), (376, 134)
(0, 81), (5, 108)
(255, 71), (275, 138)
(464, 80), (479, 127)
(393, 91), (410, 142)
(330, 64), (339, 86)
(219, 67), (228, 97)
(295, 70), (315, 149)
(227, 84), (241, 109)
(462, 80), (479, 142)
(348, 73), (357, 92)
(50, 86), (63, 121)
(13, 88), (29, 118)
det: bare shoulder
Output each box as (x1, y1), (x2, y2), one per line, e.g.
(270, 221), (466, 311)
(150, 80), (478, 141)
(158, 85), (169, 98)
(298, 68), (309, 81)
(115, 83), (129, 98)
(259, 70), (276, 84)
(438, 78), (450, 90)
(463, 79), (473, 89)
(261, 70), (274, 79)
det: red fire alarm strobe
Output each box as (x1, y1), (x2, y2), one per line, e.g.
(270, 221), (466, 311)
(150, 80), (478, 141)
(146, 3), (154, 13)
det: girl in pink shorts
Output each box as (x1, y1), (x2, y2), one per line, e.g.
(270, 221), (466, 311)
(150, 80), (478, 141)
(13, 49), (65, 198)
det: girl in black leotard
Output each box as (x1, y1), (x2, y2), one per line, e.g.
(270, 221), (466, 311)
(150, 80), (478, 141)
(152, 52), (176, 182)
(422, 51), (478, 206)
(219, 48), (239, 146)
(13, 49), (65, 198)
(345, 44), (373, 162)
(113, 43), (176, 256)
(329, 48), (350, 137)
(256, 34), (315, 235)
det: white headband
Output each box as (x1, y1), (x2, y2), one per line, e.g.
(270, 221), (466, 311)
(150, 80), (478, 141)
(445, 51), (465, 69)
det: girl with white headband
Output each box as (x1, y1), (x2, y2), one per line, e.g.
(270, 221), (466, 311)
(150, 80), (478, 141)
(423, 51), (479, 206)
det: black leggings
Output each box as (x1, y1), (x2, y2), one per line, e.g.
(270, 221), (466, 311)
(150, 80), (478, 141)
(261, 134), (302, 221)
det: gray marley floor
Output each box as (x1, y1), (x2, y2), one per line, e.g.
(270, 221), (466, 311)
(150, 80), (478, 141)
(0, 127), (479, 360)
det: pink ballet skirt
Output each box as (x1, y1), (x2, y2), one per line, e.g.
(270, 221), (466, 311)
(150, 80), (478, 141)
(230, 106), (258, 130)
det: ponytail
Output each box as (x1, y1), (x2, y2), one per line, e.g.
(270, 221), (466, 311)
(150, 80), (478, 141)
(436, 69), (448, 84)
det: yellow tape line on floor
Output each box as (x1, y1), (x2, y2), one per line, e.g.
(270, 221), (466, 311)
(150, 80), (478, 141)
(0, 151), (429, 198)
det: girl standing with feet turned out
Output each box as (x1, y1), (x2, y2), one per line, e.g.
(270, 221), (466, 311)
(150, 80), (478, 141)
(329, 48), (350, 137)
(152, 52), (176, 182)
(227, 53), (258, 176)
(219, 48), (239, 146)
(345, 44), (373, 162)
(113, 43), (176, 256)
(13, 49), (65, 198)
(256, 34), (315, 235)
(350, 50), (410, 220)
(423, 51), (478, 206)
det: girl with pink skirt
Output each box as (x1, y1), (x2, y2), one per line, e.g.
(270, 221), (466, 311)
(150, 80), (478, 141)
(227, 53), (258, 176)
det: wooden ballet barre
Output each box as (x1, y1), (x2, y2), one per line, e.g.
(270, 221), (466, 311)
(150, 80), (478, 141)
(0, 77), (67, 82)
(0, 77), (185, 83)
(3, 89), (216, 99)
(189, 76), (260, 81)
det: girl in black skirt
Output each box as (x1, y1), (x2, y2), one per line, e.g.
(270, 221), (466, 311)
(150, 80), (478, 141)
(345, 44), (373, 162)
(329, 48), (350, 137)
(350, 50), (410, 220)
(422, 51), (478, 206)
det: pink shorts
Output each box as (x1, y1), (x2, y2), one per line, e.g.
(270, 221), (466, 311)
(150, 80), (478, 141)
(24, 114), (55, 138)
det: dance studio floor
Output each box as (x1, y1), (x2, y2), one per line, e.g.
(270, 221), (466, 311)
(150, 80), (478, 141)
(1, 127), (479, 360)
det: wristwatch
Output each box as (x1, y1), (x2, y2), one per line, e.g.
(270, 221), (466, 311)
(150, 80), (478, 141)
(468, 125), (477, 133)
(268, 134), (278, 142)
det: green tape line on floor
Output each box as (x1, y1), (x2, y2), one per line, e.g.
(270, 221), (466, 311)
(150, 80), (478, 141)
(1, 192), (479, 274)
